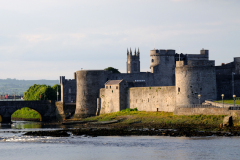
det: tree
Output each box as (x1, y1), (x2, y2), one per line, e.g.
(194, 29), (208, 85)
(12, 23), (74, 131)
(104, 67), (120, 73)
(52, 84), (61, 100)
(23, 84), (60, 101)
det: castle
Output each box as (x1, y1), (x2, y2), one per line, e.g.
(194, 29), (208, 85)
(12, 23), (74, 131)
(59, 48), (240, 118)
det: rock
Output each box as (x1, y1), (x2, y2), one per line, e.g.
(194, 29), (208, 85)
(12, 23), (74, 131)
(223, 116), (233, 127)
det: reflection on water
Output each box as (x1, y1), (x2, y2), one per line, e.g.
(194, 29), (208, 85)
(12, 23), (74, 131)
(0, 120), (86, 130)
(11, 121), (42, 129)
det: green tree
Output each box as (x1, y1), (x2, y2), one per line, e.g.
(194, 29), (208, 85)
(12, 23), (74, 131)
(23, 84), (60, 101)
(104, 67), (120, 73)
(52, 84), (61, 100)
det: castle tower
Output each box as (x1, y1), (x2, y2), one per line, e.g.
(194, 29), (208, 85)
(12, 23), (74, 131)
(150, 49), (176, 86)
(74, 70), (110, 118)
(150, 49), (160, 73)
(126, 48), (140, 73)
(175, 60), (217, 106)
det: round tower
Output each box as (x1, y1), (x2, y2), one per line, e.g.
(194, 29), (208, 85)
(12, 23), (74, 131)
(74, 70), (109, 118)
(150, 49), (160, 73)
(175, 60), (217, 107)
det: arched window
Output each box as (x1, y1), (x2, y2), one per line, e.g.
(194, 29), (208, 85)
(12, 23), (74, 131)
(152, 59), (154, 62)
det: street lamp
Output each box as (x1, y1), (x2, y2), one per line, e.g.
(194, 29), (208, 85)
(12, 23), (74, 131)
(221, 94), (224, 108)
(198, 94), (201, 104)
(233, 95), (236, 107)
(232, 72), (235, 95)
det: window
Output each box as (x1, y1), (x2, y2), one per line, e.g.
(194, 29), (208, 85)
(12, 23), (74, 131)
(178, 87), (180, 92)
(106, 86), (108, 89)
(69, 88), (71, 93)
(110, 86), (111, 89)
(116, 86), (118, 89)
(152, 59), (154, 62)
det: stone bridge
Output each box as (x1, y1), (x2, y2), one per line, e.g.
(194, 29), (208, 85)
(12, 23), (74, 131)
(0, 100), (61, 123)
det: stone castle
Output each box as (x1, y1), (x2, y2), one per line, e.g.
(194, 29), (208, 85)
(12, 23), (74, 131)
(59, 48), (240, 118)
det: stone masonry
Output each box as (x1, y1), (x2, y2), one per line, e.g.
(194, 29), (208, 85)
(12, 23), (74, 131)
(59, 48), (240, 117)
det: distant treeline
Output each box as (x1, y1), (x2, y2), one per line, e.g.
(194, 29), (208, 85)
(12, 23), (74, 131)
(0, 78), (59, 96)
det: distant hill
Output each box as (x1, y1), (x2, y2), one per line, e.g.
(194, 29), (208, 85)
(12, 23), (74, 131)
(0, 78), (59, 96)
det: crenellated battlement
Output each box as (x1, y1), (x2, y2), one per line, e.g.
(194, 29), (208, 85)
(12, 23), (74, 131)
(150, 49), (175, 56)
(176, 60), (215, 67)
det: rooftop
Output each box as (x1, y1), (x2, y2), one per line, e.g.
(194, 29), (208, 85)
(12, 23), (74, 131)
(105, 80), (123, 85)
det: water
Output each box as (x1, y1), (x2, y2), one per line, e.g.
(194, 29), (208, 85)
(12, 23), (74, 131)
(0, 121), (240, 160)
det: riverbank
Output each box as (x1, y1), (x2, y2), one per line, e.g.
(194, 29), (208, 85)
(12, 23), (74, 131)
(23, 110), (240, 137)
(24, 123), (240, 137)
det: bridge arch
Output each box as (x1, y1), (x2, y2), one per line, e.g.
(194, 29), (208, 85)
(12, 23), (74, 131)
(11, 107), (43, 122)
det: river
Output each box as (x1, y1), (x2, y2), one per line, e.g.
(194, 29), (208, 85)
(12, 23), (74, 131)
(0, 121), (239, 160)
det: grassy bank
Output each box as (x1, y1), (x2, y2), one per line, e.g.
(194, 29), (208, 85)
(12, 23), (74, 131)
(11, 107), (41, 120)
(215, 99), (240, 105)
(83, 109), (225, 128)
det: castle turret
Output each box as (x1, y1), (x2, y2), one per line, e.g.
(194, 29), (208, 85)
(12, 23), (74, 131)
(150, 49), (160, 72)
(175, 60), (216, 106)
(74, 70), (110, 118)
(127, 47), (140, 74)
(150, 49), (176, 86)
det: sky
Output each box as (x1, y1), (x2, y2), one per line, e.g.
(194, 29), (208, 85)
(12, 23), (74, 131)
(0, 0), (240, 80)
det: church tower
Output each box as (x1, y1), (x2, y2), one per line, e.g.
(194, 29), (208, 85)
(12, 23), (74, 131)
(127, 48), (140, 73)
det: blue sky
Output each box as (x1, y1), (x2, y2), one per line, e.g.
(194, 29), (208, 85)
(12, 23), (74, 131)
(0, 0), (240, 80)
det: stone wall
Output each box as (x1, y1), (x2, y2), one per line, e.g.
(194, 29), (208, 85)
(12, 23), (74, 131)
(204, 100), (239, 108)
(174, 107), (240, 118)
(108, 72), (155, 86)
(216, 74), (240, 99)
(55, 102), (76, 121)
(174, 107), (229, 115)
(59, 75), (76, 103)
(127, 86), (176, 112)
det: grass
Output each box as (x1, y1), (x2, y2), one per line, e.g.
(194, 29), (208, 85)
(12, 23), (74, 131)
(84, 109), (226, 126)
(11, 107), (41, 119)
(214, 99), (240, 105)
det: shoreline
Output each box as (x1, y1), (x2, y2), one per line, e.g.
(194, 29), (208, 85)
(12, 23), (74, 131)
(23, 121), (240, 137)
(11, 117), (40, 122)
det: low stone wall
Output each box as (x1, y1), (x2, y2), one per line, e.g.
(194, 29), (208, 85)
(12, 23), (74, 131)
(174, 107), (240, 119)
(55, 101), (65, 121)
(55, 102), (76, 121)
(174, 107), (229, 115)
(204, 100), (238, 108)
